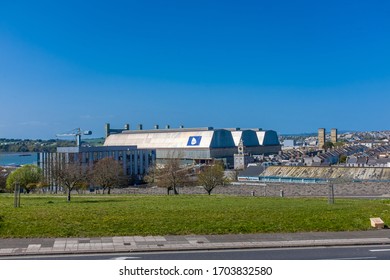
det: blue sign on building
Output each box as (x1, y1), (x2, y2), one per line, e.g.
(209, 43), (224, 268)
(187, 136), (202, 146)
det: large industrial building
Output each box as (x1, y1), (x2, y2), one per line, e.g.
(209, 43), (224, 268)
(38, 145), (155, 188)
(104, 124), (281, 167)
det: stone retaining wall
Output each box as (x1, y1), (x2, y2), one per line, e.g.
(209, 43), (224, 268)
(111, 181), (390, 197)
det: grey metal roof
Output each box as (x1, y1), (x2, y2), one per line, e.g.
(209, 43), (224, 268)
(104, 127), (280, 149)
(238, 165), (265, 178)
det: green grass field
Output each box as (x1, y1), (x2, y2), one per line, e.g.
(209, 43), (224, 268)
(0, 194), (389, 238)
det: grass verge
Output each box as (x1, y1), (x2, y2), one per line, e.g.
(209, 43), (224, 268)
(0, 194), (389, 238)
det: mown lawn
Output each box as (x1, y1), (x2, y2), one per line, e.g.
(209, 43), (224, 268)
(0, 194), (389, 238)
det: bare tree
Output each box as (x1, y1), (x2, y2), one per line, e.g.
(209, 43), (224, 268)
(52, 162), (88, 202)
(92, 157), (124, 194)
(145, 156), (190, 195)
(198, 162), (226, 195)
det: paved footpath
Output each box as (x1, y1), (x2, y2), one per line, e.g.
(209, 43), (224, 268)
(0, 230), (390, 257)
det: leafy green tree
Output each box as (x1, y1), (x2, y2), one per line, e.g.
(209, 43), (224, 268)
(6, 165), (42, 193)
(198, 162), (226, 195)
(0, 169), (9, 192)
(334, 142), (345, 148)
(339, 155), (347, 164)
(322, 141), (334, 150)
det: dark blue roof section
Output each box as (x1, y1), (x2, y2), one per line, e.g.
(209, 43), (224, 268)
(210, 129), (236, 148)
(263, 130), (280, 145)
(241, 130), (260, 146)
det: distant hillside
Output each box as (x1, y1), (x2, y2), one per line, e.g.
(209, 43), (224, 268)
(280, 133), (317, 137)
(84, 138), (105, 146)
(0, 138), (105, 153)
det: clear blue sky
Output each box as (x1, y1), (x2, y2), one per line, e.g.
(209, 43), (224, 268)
(1, 0), (389, 139)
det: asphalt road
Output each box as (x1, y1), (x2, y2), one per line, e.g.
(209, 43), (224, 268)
(4, 245), (390, 260)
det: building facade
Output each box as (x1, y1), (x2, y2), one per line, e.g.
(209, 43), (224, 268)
(104, 124), (281, 167)
(39, 146), (155, 187)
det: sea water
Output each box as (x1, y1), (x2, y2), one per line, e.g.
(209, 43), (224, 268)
(0, 152), (38, 167)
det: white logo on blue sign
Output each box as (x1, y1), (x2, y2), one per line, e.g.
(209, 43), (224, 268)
(187, 136), (202, 146)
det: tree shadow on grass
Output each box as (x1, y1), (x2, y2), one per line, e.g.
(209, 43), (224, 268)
(0, 215), (3, 230)
(73, 200), (125, 204)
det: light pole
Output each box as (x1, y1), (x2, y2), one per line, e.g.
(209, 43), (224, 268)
(328, 182), (334, 204)
(327, 165), (335, 205)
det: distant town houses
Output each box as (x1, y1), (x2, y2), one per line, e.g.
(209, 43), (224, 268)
(276, 144), (390, 168)
(237, 144), (390, 182)
(237, 129), (390, 182)
(279, 130), (390, 149)
(301, 145), (367, 166)
(236, 143), (390, 172)
(346, 145), (390, 168)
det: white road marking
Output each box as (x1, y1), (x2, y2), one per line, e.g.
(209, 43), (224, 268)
(369, 249), (390, 252)
(324, 257), (377, 260)
(113, 256), (141, 260)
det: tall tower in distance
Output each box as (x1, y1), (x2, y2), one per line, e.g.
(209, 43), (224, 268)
(234, 139), (253, 170)
(331, 128), (338, 144)
(318, 128), (326, 149)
